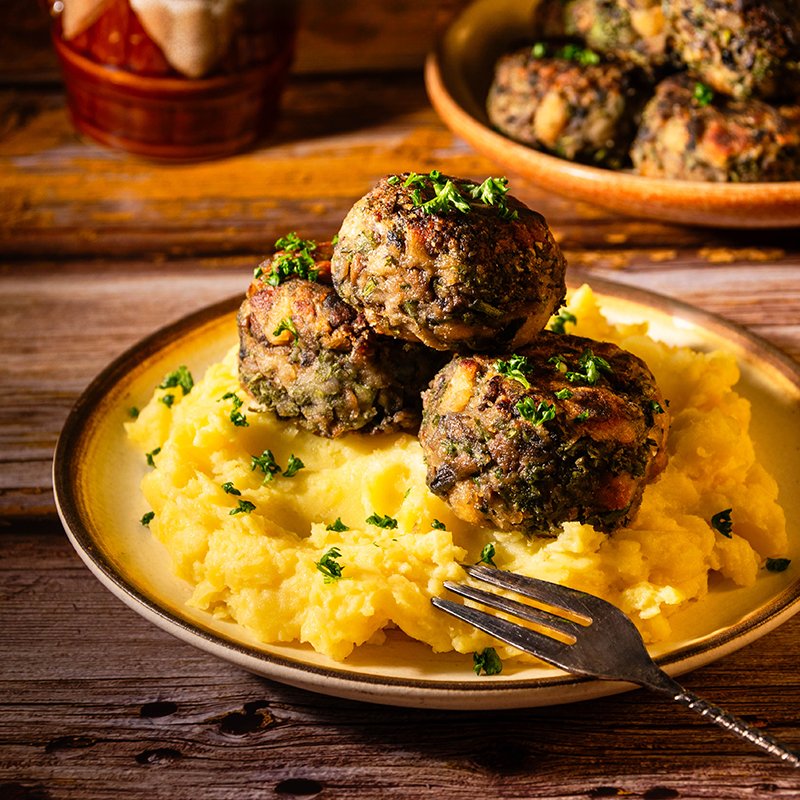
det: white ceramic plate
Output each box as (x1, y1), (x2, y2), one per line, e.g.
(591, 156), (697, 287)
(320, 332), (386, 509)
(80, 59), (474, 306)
(53, 274), (800, 709)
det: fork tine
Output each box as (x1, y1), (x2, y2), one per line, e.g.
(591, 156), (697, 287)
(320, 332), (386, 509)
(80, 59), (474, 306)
(431, 597), (576, 671)
(442, 580), (583, 640)
(463, 564), (612, 621)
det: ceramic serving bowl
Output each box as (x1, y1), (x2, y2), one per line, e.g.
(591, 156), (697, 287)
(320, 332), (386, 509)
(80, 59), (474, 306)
(425, 0), (800, 228)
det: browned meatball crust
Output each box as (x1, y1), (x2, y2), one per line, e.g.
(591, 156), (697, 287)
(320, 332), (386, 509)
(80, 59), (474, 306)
(487, 46), (647, 168)
(331, 172), (567, 352)
(238, 241), (442, 438)
(665, 0), (800, 100)
(631, 75), (800, 182)
(419, 333), (669, 535)
(556, 0), (669, 68)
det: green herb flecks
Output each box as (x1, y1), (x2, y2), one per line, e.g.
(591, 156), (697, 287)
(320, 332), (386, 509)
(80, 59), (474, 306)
(273, 317), (299, 341)
(260, 232), (319, 286)
(221, 481), (241, 496)
(496, 354), (532, 389)
(366, 512), (398, 529)
(516, 398), (556, 425)
(711, 508), (733, 538)
(693, 81), (714, 107)
(650, 399), (665, 414)
(391, 170), (517, 220)
(554, 388), (573, 400)
(431, 519), (447, 530)
(479, 542), (497, 567)
(145, 447), (161, 467)
(473, 647), (503, 676)
(282, 454), (305, 478)
(128, 406), (140, 419)
(766, 558), (791, 573)
(159, 393), (175, 408)
(140, 511), (155, 527)
(230, 499), (256, 516)
(159, 365), (194, 396)
(220, 391), (249, 427)
(549, 308), (577, 334)
(326, 517), (350, 532)
(559, 42), (601, 66)
(315, 546), (344, 583)
(565, 350), (613, 386)
(251, 449), (281, 483)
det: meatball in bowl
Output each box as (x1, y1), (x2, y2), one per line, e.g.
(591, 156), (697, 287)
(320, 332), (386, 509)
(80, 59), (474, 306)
(419, 333), (669, 535)
(238, 236), (443, 438)
(331, 172), (567, 352)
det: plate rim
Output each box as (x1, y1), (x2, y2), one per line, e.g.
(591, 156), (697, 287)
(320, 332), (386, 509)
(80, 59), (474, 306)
(53, 273), (800, 708)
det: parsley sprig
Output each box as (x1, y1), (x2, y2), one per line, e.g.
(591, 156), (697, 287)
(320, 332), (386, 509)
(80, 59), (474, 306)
(693, 81), (714, 107)
(250, 449), (305, 483)
(256, 232), (319, 286)
(220, 391), (249, 427)
(516, 398), (556, 425)
(496, 354), (532, 389)
(159, 365), (194, 396)
(389, 171), (518, 220)
(711, 508), (733, 538)
(473, 647), (503, 676)
(479, 542), (496, 567)
(315, 547), (344, 583)
(273, 317), (298, 341)
(564, 350), (613, 386)
(549, 309), (577, 334)
(366, 512), (398, 529)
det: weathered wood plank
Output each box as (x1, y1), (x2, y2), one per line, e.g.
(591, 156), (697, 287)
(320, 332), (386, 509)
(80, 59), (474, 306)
(2, 528), (800, 799)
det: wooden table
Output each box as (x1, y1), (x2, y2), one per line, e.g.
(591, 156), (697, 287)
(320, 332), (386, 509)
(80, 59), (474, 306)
(2, 3), (800, 797)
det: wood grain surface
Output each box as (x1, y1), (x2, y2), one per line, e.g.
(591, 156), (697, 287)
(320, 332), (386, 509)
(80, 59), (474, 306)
(2, 2), (800, 798)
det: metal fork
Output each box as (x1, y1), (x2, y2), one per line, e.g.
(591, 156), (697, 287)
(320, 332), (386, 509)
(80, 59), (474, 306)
(433, 564), (800, 767)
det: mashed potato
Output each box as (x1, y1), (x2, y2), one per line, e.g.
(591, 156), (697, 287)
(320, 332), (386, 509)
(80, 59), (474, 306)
(127, 286), (787, 662)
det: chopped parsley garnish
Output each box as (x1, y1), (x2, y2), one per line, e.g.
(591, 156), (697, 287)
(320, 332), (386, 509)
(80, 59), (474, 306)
(549, 308), (577, 334)
(391, 170), (518, 220)
(366, 512), (398, 529)
(230, 499), (256, 516)
(220, 391), (248, 427)
(711, 508), (733, 538)
(576, 410), (590, 422)
(650, 399), (665, 414)
(693, 81), (714, 107)
(251, 449), (281, 483)
(159, 365), (194, 396)
(315, 546), (344, 583)
(565, 350), (613, 386)
(273, 317), (299, 340)
(431, 519), (447, 530)
(326, 517), (350, 532)
(554, 388), (573, 400)
(473, 647), (503, 676)
(140, 511), (155, 526)
(145, 447), (161, 467)
(559, 42), (601, 66)
(516, 398), (556, 425)
(159, 393), (175, 408)
(282, 454), (305, 478)
(530, 41), (601, 65)
(128, 406), (140, 419)
(479, 542), (496, 567)
(496, 354), (532, 389)
(260, 232), (319, 286)
(766, 558), (791, 573)
(221, 481), (241, 496)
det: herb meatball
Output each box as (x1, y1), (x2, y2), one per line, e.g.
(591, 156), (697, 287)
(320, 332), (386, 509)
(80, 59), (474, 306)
(630, 75), (800, 182)
(330, 172), (567, 352)
(558, 0), (669, 68)
(665, 0), (800, 100)
(419, 333), (669, 535)
(487, 45), (647, 168)
(238, 236), (442, 438)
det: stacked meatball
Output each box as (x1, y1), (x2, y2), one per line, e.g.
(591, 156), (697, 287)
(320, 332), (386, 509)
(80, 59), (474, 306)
(238, 172), (670, 536)
(488, 0), (800, 181)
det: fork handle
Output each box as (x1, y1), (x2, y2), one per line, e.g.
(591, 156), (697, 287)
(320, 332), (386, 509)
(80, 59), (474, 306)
(670, 687), (800, 767)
